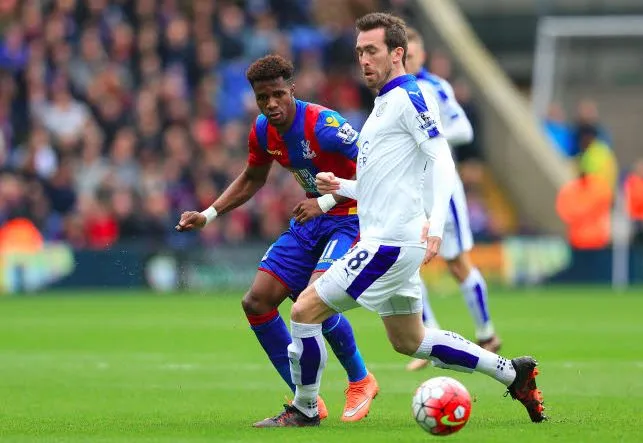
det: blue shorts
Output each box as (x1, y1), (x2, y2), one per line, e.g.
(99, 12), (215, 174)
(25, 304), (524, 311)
(259, 214), (359, 299)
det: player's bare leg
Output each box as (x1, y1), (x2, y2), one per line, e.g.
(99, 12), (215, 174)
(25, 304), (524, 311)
(254, 284), (335, 427)
(244, 271), (328, 421)
(382, 312), (545, 422)
(406, 284), (438, 371)
(447, 253), (501, 352)
(407, 253), (501, 371)
(309, 272), (379, 422)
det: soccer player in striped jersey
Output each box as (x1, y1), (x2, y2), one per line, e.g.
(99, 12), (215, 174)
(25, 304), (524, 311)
(176, 55), (378, 423)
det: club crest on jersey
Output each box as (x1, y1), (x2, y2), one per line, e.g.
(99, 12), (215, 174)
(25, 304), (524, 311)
(376, 102), (387, 117)
(336, 122), (358, 144)
(416, 111), (440, 138)
(301, 139), (317, 159)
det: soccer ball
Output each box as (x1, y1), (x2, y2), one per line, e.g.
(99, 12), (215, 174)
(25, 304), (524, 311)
(412, 376), (472, 436)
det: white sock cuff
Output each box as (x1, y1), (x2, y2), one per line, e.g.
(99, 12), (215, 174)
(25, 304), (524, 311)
(461, 267), (483, 290)
(291, 321), (323, 339)
(412, 329), (434, 359)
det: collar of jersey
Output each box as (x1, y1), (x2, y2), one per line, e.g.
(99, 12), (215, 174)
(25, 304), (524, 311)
(377, 74), (416, 97)
(415, 68), (430, 81)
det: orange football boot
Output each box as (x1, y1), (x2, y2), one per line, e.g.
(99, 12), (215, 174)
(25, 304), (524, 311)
(341, 372), (379, 422)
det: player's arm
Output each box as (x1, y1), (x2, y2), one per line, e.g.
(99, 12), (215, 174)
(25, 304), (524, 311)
(211, 163), (272, 215)
(420, 136), (456, 238)
(293, 172), (356, 223)
(404, 92), (456, 262)
(176, 124), (272, 231)
(315, 173), (358, 200)
(175, 163), (271, 231)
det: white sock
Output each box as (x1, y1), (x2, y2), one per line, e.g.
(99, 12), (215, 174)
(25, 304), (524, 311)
(288, 321), (327, 418)
(421, 284), (440, 329)
(461, 268), (495, 340)
(413, 328), (516, 386)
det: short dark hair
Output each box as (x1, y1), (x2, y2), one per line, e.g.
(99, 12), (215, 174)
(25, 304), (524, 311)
(356, 12), (408, 64)
(246, 54), (294, 86)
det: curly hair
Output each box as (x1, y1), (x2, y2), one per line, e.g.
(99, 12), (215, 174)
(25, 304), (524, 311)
(246, 55), (295, 86)
(356, 12), (408, 64)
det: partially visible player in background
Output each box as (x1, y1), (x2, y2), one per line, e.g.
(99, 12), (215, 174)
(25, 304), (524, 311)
(404, 27), (501, 372)
(176, 55), (379, 422)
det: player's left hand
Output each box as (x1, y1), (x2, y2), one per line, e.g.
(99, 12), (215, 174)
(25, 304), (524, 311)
(420, 221), (441, 264)
(293, 198), (324, 224)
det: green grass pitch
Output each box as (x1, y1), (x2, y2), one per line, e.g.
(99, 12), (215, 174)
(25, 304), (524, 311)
(1, 286), (642, 442)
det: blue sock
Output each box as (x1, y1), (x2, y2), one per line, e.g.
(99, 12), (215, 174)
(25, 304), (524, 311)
(322, 313), (368, 383)
(248, 309), (295, 392)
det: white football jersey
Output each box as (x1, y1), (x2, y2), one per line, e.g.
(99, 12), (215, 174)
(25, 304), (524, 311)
(355, 74), (445, 247)
(415, 69), (469, 139)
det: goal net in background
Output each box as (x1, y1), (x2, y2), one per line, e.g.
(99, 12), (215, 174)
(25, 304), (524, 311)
(532, 16), (643, 166)
(532, 16), (643, 289)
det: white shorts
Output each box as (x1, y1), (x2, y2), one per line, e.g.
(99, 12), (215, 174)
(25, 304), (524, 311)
(437, 175), (474, 260)
(314, 240), (424, 317)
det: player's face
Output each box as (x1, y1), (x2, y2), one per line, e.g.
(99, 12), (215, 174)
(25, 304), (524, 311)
(356, 28), (400, 91)
(252, 77), (296, 128)
(405, 41), (426, 75)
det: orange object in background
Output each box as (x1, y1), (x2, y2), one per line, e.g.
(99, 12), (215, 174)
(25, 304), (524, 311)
(624, 173), (643, 221)
(0, 218), (44, 253)
(556, 175), (613, 249)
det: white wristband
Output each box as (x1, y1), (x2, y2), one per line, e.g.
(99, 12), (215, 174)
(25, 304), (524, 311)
(200, 206), (218, 225)
(317, 194), (337, 213)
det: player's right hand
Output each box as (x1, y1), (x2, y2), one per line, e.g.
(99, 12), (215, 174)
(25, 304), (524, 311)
(175, 211), (207, 232)
(315, 172), (340, 194)
(420, 221), (441, 264)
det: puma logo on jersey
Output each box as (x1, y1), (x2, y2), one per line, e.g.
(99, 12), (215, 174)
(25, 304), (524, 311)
(408, 90), (421, 97)
(267, 148), (282, 156)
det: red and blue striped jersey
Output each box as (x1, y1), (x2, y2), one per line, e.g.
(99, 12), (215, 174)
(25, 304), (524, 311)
(248, 99), (359, 216)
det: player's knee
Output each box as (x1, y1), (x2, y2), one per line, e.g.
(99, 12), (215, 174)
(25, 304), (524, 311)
(241, 290), (274, 316)
(389, 335), (418, 356)
(446, 255), (471, 282)
(290, 299), (309, 323)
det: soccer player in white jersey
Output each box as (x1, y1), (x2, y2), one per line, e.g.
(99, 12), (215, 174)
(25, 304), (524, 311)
(403, 27), (501, 372)
(253, 12), (545, 428)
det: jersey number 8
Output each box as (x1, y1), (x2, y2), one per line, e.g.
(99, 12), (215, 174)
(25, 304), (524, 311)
(347, 250), (369, 270)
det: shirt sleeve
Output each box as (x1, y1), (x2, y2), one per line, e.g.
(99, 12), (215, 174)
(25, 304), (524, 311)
(433, 81), (473, 146)
(401, 85), (455, 238)
(314, 110), (359, 159)
(401, 85), (445, 147)
(247, 124), (272, 167)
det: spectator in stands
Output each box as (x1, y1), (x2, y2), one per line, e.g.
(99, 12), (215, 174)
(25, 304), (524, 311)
(543, 102), (573, 157)
(577, 124), (618, 190)
(556, 172), (613, 250)
(1, 0), (484, 250)
(571, 99), (611, 155)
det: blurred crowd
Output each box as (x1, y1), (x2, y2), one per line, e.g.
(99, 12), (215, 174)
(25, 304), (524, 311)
(0, 0), (490, 250)
(545, 99), (643, 247)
